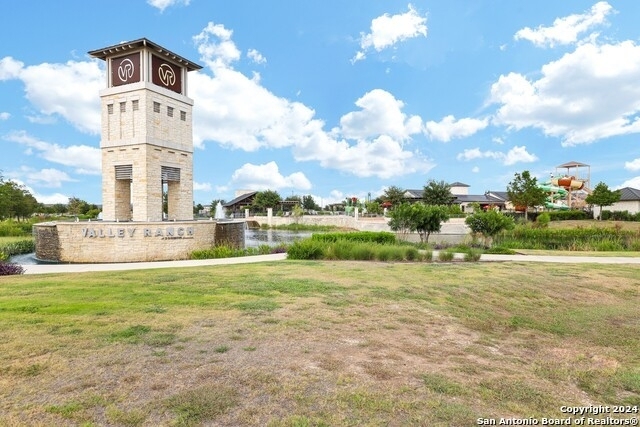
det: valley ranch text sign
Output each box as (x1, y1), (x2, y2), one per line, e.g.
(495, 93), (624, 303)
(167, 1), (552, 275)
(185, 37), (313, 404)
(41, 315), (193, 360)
(81, 226), (195, 240)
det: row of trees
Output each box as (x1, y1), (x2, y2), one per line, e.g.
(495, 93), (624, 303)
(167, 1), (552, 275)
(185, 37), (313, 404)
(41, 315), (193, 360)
(0, 178), (38, 221)
(380, 180), (455, 208)
(1, 173), (101, 220)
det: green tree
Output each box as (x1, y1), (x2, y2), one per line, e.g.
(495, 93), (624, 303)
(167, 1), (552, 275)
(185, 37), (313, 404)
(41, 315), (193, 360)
(423, 180), (454, 206)
(0, 176), (39, 220)
(507, 171), (547, 221)
(51, 203), (68, 214)
(302, 195), (320, 211)
(465, 210), (515, 247)
(14, 190), (38, 220)
(291, 204), (304, 223)
(67, 197), (90, 216)
(412, 203), (450, 243)
(253, 190), (282, 212)
(585, 182), (621, 220)
(381, 185), (406, 208)
(387, 203), (415, 240)
(365, 201), (382, 215)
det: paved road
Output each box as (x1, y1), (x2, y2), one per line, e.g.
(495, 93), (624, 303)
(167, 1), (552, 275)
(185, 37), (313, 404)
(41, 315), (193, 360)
(19, 252), (640, 275)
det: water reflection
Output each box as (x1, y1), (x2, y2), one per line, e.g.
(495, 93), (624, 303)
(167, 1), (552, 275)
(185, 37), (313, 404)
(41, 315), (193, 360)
(245, 229), (312, 248)
(11, 229), (313, 264)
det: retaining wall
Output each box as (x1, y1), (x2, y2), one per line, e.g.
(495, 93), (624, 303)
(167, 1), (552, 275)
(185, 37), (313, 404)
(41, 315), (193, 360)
(33, 220), (245, 263)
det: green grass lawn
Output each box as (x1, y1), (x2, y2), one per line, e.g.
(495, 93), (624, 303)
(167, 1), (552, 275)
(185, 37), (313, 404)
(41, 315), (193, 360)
(1, 261), (639, 425)
(0, 236), (34, 244)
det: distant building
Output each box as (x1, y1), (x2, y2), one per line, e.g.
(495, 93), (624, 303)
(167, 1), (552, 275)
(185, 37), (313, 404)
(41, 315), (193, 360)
(223, 191), (258, 217)
(592, 187), (640, 218)
(403, 182), (508, 212)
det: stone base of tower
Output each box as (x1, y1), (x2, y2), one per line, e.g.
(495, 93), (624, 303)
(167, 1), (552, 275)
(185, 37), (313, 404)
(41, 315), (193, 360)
(33, 220), (245, 263)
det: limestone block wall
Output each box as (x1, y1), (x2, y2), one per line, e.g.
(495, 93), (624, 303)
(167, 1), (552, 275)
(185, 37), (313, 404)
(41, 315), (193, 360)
(33, 223), (60, 262)
(99, 83), (194, 153)
(33, 220), (245, 263)
(100, 83), (195, 222)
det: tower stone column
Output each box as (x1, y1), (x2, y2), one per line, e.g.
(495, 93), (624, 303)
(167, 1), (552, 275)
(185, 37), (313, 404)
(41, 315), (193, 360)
(89, 39), (201, 222)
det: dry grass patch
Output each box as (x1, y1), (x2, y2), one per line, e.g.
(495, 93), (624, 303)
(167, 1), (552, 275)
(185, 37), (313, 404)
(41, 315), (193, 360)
(0, 261), (639, 424)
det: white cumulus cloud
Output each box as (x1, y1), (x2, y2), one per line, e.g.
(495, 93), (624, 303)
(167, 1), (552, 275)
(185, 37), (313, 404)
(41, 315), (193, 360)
(514, 1), (613, 48)
(229, 162), (311, 191)
(457, 146), (537, 166)
(340, 89), (422, 141)
(490, 40), (640, 146)
(5, 131), (101, 174)
(624, 158), (640, 171)
(424, 115), (489, 142)
(190, 23), (434, 179)
(193, 22), (242, 69)
(193, 181), (212, 192)
(147, 0), (190, 12)
(23, 167), (76, 188)
(247, 49), (266, 64)
(0, 112), (9, 120)
(353, 4), (427, 62)
(618, 176), (640, 190)
(0, 56), (103, 134)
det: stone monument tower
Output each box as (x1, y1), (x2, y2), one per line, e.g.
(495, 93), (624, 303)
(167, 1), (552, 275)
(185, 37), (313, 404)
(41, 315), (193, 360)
(88, 38), (202, 221)
(33, 39), (245, 263)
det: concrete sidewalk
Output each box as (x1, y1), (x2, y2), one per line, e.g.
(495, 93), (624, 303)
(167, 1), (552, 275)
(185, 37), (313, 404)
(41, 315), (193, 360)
(22, 253), (288, 275)
(20, 251), (640, 275)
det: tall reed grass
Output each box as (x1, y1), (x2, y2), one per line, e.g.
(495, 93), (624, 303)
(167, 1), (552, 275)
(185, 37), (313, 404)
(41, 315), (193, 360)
(286, 239), (432, 262)
(495, 226), (640, 251)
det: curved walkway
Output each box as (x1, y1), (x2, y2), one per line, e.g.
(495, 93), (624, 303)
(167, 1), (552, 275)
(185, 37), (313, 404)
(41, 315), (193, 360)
(20, 252), (640, 275)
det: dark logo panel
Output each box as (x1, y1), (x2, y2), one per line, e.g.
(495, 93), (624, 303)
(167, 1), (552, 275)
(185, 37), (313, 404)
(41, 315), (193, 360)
(111, 53), (141, 86)
(152, 55), (182, 93)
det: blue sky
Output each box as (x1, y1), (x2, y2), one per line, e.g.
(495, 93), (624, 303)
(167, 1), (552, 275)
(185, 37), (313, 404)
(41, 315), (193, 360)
(2, 0), (640, 206)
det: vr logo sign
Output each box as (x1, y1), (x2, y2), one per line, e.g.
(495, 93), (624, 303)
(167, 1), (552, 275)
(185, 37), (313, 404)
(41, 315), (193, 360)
(111, 53), (140, 86)
(152, 55), (181, 93)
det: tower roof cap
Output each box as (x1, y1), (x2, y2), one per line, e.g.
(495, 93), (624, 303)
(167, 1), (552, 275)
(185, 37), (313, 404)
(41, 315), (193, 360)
(88, 38), (202, 71)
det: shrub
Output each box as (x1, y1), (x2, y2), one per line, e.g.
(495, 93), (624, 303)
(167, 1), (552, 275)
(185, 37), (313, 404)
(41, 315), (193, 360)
(484, 246), (517, 255)
(421, 250), (433, 262)
(0, 221), (31, 237)
(404, 246), (419, 261)
(547, 210), (589, 221)
(270, 244), (288, 254)
(351, 243), (376, 261)
(0, 261), (25, 276)
(463, 248), (482, 262)
(311, 231), (396, 244)
(438, 250), (455, 262)
(286, 240), (325, 260)
(535, 212), (550, 228)
(0, 239), (35, 257)
(370, 245), (399, 261)
(465, 210), (515, 247)
(601, 210), (640, 222)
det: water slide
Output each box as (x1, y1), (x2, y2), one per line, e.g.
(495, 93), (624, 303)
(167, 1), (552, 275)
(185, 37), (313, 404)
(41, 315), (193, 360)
(551, 176), (585, 191)
(538, 182), (569, 210)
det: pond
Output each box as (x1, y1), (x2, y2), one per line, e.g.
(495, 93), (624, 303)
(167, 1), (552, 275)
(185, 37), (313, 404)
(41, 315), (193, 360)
(245, 228), (312, 247)
(10, 229), (313, 265)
